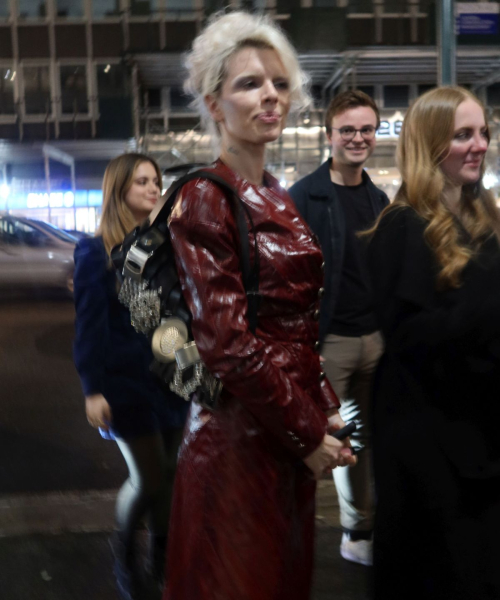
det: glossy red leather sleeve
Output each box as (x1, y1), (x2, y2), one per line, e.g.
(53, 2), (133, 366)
(169, 179), (330, 458)
(319, 377), (340, 413)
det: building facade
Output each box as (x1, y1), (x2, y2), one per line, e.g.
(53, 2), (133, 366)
(0, 0), (499, 229)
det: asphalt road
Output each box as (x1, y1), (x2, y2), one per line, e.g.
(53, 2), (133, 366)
(0, 289), (372, 599)
(0, 290), (126, 495)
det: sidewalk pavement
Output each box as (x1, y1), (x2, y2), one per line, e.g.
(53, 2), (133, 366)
(0, 481), (373, 600)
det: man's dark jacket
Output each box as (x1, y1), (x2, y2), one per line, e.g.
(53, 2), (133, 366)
(288, 158), (390, 345)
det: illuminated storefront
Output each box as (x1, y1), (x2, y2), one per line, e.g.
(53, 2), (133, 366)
(0, 187), (103, 232)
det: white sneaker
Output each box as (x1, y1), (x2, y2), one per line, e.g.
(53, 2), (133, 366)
(340, 533), (373, 566)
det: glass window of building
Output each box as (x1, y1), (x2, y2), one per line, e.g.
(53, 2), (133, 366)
(347, 0), (373, 13)
(60, 65), (88, 114)
(55, 0), (84, 17)
(384, 0), (411, 12)
(0, 68), (15, 114)
(383, 85), (409, 108)
(92, 0), (120, 18)
(97, 63), (130, 96)
(130, 0), (160, 17)
(170, 86), (190, 110)
(358, 85), (375, 99)
(487, 83), (500, 107)
(96, 64), (133, 137)
(239, 0), (267, 10)
(418, 84), (435, 96)
(0, 0), (10, 17)
(141, 87), (161, 109)
(18, 0), (47, 18)
(204, 0), (232, 13)
(166, 0), (195, 14)
(23, 66), (51, 115)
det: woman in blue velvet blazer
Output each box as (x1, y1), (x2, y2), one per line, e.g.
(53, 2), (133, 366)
(73, 153), (188, 600)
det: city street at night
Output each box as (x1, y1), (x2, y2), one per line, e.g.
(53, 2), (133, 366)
(0, 1), (497, 598)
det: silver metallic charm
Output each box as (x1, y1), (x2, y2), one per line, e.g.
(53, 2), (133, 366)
(170, 362), (205, 401)
(122, 241), (154, 281)
(118, 278), (162, 334)
(151, 317), (189, 363)
(169, 361), (222, 405)
(175, 341), (200, 370)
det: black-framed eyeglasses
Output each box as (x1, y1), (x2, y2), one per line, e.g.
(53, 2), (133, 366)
(331, 126), (377, 142)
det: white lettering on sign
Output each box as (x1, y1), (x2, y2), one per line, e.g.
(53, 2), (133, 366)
(27, 191), (75, 209)
(376, 120), (403, 139)
(456, 3), (500, 16)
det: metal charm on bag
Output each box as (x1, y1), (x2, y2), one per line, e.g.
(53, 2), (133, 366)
(151, 317), (189, 362)
(150, 316), (223, 409)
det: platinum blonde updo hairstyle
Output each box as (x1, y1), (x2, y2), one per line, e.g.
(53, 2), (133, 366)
(184, 11), (311, 149)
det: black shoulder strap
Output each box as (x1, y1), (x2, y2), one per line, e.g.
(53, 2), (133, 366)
(156, 169), (260, 333)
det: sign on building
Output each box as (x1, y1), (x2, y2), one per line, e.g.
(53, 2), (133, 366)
(456, 2), (500, 35)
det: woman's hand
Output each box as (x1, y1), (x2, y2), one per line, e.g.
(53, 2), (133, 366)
(325, 408), (346, 434)
(85, 394), (112, 431)
(326, 408), (355, 450)
(303, 433), (357, 480)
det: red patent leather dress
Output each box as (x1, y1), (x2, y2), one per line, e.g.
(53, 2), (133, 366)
(164, 160), (340, 600)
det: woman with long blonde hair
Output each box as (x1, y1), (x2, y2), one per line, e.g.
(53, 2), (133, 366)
(367, 87), (500, 599)
(73, 153), (188, 600)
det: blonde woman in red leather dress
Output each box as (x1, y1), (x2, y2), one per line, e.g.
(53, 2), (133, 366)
(162, 11), (357, 600)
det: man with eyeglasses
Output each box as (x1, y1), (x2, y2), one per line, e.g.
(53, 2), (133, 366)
(289, 90), (389, 567)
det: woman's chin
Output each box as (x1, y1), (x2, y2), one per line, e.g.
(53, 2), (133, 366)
(461, 175), (482, 187)
(259, 129), (283, 144)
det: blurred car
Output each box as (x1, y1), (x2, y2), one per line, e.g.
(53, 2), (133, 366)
(64, 229), (92, 240)
(0, 215), (76, 293)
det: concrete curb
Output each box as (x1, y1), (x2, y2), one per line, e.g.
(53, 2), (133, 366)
(0, 480), (340, 538)
(0, 489), (117, 538)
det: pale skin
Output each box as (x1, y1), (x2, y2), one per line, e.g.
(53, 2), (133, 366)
(440, 98), (489, 216)
(205, 46), (290, 184)
(85, 161), (161, 431)
(205, 45), (356, 477)
(327, 105), (378, 187)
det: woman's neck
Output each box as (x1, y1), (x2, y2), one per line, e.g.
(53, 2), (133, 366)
(442, 183), (462, 217)
(219, 142), (266, 186)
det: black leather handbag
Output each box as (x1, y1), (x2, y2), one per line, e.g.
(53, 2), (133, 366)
(111, 169), (260, 410)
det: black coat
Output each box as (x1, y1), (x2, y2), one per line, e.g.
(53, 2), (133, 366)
(367, 206), (500, 479)
(288, 159), (389, 344)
